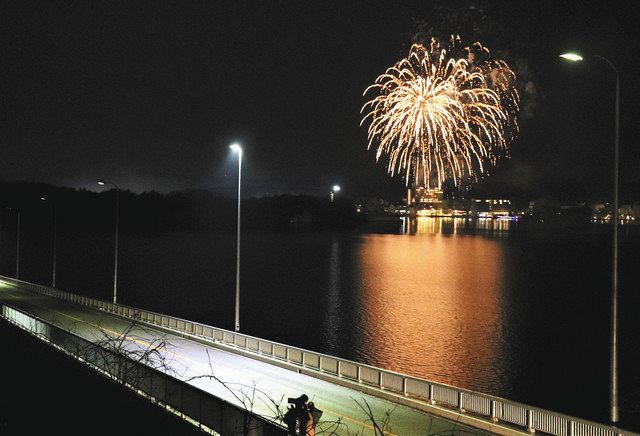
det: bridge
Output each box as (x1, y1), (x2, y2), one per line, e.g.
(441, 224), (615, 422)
(0, 275), (634, 436)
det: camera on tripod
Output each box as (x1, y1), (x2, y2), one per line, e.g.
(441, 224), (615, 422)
(287, 394), (308, 409)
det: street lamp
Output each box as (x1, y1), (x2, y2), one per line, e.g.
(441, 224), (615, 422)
(98, 179), (120, 304)
(330, 185), (341, 202)
(7, 207), (20, 279)
(41, 197), (57, 287)
(560, 51), (620, 423)
(559, 52), (583, 62)
(229, 143), (242, 332)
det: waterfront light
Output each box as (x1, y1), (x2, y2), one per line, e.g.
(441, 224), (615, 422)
(97, 179), (120, 304)
(6, 207), (21, 279)
(40, 196), (58, 287)
(330, 185), (341, 202)
(229, 143), (242, 332)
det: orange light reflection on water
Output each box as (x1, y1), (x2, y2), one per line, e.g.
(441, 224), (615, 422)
(355, 221), (505, 391)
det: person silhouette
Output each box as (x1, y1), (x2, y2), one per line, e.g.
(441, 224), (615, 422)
(283, 394), (309, 435)
(306, 401), (323, 436)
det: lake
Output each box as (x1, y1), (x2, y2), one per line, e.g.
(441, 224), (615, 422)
(1, 217), (639, 430)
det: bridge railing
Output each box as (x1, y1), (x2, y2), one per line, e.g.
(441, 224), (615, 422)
(0, 302), (287, 436)
(1, 275), (635, 436)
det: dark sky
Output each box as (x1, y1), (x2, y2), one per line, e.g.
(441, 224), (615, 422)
(2, 1), (639, 201)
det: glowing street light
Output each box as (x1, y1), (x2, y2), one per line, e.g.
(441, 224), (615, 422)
(229, 143), (243, 332)
(41, 197), (58, 288)
(98, 179), (120, 304)
(330, 185), (341, 202)
(559, 52), (583, 62)
(560, 51), (620, 423)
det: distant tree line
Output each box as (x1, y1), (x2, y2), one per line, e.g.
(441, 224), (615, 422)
(0, 180), (362, 235)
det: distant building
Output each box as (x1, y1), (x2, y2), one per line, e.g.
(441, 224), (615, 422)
(619, 204), (639, 221)
(471, 198), (512, 218)
(591, 202), (638, 222)
(407, 187), (443, 210)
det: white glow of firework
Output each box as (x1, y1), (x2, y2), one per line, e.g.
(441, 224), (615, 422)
(361, 37), (519, 188)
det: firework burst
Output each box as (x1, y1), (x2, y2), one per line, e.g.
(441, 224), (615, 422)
(361, 36), (519, 188)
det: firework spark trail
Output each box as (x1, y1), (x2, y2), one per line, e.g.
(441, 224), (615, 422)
(361, 36), (519, 188)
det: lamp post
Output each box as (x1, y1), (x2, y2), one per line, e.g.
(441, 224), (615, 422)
(98, 179), (120, 304)
(330, 185), (341, 202)
(229, 143), (243, 332)
(7, 207), (21, 279)
(560, 51), (620, 423)
(41, 197), (57, 287)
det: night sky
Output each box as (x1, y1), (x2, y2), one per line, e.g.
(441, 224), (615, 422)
(2, 1), (639, 201)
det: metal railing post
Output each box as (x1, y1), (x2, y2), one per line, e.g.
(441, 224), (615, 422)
(526, 409), (534, 433)
(490, 400), (498, 422)
(568, 420), (575, 436)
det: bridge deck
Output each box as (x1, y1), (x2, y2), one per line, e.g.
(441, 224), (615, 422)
(0, 282), (490, 436)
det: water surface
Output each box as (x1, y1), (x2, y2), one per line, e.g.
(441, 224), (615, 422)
(2, 217), (638, 429)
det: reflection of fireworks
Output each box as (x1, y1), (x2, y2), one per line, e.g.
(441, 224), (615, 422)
(361, 36), (519, 188)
